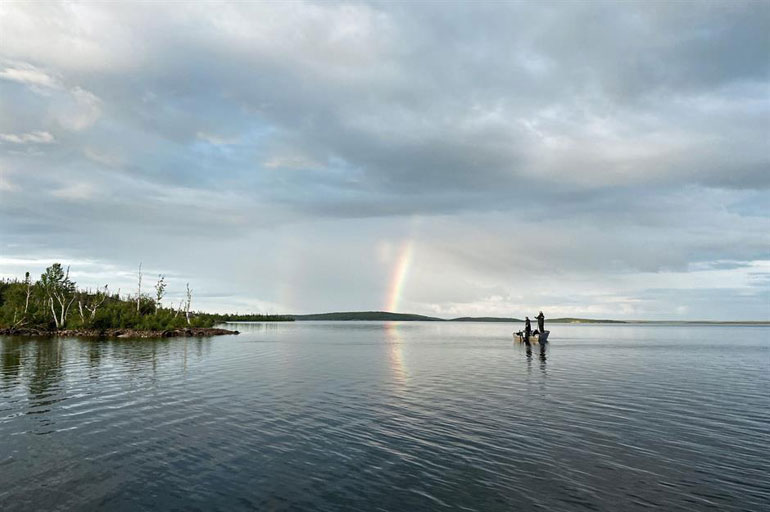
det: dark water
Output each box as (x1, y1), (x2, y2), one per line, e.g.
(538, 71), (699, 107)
(1, 322), (768, 511)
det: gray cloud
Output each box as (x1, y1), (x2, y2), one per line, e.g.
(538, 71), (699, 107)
(0, 1), (768, 319)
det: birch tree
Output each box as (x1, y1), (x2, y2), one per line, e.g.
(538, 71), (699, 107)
(78, 285), (109, 325)
(154, 275), (167, 308)
(185, 283), (192, 325)
(136, 263), (143, 313)
(40, 263), (76, 329)
(174, 298), (184, 318)
(24, 271), (32, 314)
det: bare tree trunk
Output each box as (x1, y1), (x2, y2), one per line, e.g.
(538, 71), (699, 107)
(185, 285), (191, 325)
(50, 297), (60, 329)
(87, 285), (108, 320)
(24, 272), (31, 314)
(174, 298), (184, 318)
(63, 295), (76, 326)
(53, 290), (75, 328)
(136, 262), (143, 313)
(55, 293), (65, 327)
(12, 310), (25, 329)
(55, 294), (64, 327)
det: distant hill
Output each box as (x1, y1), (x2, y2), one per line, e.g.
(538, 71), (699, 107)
(548, 318), (626, 324)
(288, 311), (766, 324)
(450, 317), (522, 322)
(292, 311), (444, 321)
(291, 312), (626, 323)
(451, 317), (626, 324)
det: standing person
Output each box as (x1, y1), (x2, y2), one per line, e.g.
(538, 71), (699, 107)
(524, 316), (532, 343)
(536, 311), (545, 333)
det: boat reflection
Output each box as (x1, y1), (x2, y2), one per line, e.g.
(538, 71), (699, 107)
(523, 340), (547, 376)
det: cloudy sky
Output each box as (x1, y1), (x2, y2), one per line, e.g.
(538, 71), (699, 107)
(1, 1), (768, 320)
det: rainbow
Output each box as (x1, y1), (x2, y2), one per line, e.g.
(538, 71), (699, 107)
(385, 240), (414, 312)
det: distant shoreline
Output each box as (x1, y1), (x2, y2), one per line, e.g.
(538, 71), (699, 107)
(287, 311), (769, 325)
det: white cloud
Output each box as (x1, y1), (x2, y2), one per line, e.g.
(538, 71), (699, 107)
(0, 61), (102, 131)
(0, 131), (55, 144)
(0, 64), (59, 89)
(196, 132), (239, 146)
(264, 154), (320, 170)
(0, 177), (16, 192)
(0, 3), (138, 73)
(50, 182), (98, 201)
(83, 147), (122, 167)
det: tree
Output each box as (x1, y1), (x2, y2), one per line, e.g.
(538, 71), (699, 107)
(24, 271), (32, 314)
(40, 263), (76, 329)
(1, 263), (276, 332)
(78, 285), (108, 326)
(185, 283), (192, 325)
(173, 297), (184, 318)
(136, 262), (143, 313)
(154, 275), (167, 307)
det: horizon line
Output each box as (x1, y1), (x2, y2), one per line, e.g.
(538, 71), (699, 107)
(285, 310), (769, 324)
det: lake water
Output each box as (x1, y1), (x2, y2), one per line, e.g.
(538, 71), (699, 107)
(1, 322), (768, 511)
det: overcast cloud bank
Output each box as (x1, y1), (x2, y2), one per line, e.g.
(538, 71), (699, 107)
(1, 1), (768, 320)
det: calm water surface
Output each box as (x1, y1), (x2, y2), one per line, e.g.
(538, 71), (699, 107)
(1, 322), (768, 511)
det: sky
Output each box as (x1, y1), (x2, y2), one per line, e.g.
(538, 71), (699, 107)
(0, 1), (768, 320)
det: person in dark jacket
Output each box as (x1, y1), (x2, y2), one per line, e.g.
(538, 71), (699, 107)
(536, 311), (545, 333)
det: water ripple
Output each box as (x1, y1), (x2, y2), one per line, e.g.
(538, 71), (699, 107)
(1, 324), (768, 511)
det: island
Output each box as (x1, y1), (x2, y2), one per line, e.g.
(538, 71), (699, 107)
(0, 263), (293, 338)
(288, 312), (766, 325)
(292, 311), (444, 321)
(289, 311), (628, 323)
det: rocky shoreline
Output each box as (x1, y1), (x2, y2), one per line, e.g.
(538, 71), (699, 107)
(0, 327), (239, 338)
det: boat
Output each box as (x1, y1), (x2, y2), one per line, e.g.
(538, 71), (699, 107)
(514, 330), (549, 344)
